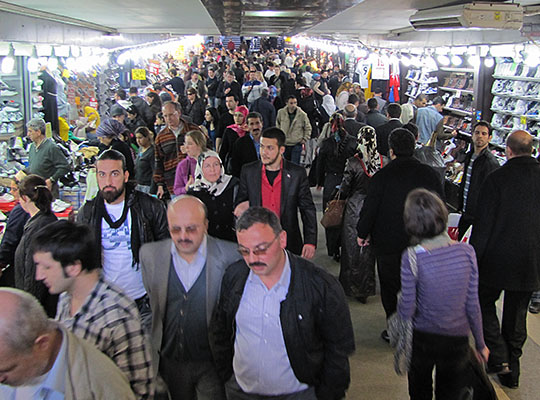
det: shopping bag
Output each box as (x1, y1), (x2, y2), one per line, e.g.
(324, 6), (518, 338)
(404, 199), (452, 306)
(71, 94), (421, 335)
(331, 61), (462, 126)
(84, 168), (99, 202)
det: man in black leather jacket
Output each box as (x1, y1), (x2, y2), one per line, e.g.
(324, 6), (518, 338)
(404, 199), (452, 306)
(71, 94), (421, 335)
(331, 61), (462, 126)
(77, 149), (169, 331)
(210, 207), (355, 400)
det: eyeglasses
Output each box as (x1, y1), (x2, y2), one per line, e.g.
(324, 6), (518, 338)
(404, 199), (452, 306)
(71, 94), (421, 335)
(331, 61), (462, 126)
(237, 235), (279, 257)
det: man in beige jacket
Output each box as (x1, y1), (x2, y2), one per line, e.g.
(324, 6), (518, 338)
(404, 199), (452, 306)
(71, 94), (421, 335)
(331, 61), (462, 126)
(276, 95), (312, 165)
(0, 288), (135, 399)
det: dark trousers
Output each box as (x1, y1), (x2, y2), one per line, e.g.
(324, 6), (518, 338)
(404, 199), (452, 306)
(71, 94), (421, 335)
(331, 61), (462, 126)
(408, 330), (469, 400)
(479, 284), (532, 380)
(376, 253), (402, 318)
(225, 376), (316, 400)
(284, 143), (302, 165)
(160, 357), (225, 400)
(135, 294), (152, 334)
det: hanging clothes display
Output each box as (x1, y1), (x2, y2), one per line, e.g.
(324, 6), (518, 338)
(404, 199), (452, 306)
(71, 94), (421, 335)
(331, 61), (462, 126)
(387, 57), (400, 103)
(38, 68), (59, 134)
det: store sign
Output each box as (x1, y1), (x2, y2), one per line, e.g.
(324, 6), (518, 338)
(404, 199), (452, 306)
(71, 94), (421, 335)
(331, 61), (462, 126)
(89, 97), (98, 109)
(132, 69), (147, 80)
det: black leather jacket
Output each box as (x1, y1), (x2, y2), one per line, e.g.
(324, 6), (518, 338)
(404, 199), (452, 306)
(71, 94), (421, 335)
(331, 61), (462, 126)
(210, 252), (355, 399)
(77, 185), (169, 264)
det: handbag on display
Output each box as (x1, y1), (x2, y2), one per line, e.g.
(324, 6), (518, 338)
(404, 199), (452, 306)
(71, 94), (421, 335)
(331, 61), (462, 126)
(320, 192), (346, 228)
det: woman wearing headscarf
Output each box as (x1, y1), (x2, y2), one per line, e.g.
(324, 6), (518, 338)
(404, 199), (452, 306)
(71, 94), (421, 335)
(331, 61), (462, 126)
(187, 151), (239, 242)
(317, 113), (358, 260)
(338, 125), (386, 303)
(319, 94), (336, 126)
(96, 118), (135, 178)
(218, 105), (249, 174)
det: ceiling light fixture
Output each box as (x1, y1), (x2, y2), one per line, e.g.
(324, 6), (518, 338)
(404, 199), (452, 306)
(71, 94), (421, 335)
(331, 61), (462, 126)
(437, 54), (450, 66)
(451, 55), (463, 66)
(484, 51), (495, 68)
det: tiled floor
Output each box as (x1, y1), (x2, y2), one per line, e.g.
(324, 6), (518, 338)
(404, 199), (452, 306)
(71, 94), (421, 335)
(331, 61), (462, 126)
(310, 189), (539, 399)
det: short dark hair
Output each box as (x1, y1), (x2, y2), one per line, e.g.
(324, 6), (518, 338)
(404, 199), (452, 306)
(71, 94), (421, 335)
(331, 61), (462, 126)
(367, 98), (378, 110)
(168, 67), (177, 76)
(403, 122), (419, 140)
(262, 127), (286, 147)
(225, 94), (239, 102)
(97, 149), (127, 171)
(473, 120), (492, 136)
(432, 96), (444, 106)
(404, 188), (448, 242)
(236, 206), (282, 236)
(115, 89), (127, 100)
(32, 221), (101, 272)
(347, 94), (359, 105)
(247, 112), (263, 122)
(389, 128), (416, 157)
(286, 95), (297, 102)
(128, 87), (138, 95)
(387, 103), (402, 119)
(18, 175), (52, 214)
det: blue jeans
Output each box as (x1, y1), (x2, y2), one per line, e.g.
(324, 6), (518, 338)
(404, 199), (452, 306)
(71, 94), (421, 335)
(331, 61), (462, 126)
(284, 143), (302, 165)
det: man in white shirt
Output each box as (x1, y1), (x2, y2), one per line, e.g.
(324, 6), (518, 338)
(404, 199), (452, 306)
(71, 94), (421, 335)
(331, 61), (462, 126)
(77, 149), (169, 332)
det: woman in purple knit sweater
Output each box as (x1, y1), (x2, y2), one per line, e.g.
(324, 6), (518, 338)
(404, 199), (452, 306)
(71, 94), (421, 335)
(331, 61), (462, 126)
(399, 188), (489, 399)
(173, 130), (208, 196)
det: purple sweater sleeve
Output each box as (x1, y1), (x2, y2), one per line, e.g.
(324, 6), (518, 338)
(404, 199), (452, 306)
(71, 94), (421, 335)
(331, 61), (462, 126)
(398, 243), (485, 350)
(173, 157), (196, 195)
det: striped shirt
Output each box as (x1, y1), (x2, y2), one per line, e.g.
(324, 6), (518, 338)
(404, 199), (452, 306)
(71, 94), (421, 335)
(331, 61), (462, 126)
(462, 153), (478, 210)
(56, 277), (155, 399)
(398, 243), (486, 350)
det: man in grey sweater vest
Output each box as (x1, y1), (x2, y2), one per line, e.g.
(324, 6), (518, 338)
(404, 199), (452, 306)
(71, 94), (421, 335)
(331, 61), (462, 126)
(140, 195), (241, 399)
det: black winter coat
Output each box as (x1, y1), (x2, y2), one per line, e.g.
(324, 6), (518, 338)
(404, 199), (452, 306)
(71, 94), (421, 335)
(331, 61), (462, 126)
(210, 252), (355, 400)
(470, 156), (540, 291)
(77, 186), (169, 265)
(357, 157), (444, 255)
(235, 159), (317, 255)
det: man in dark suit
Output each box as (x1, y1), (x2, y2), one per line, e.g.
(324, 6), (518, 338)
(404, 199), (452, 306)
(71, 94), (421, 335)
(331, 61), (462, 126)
(140, 195), (241, 399)
(234, 127), (317, 258)
(357, 128), (444, 341)
(342, 103), (366, 137)
(230, 112), (262, 177)
(375, 103), (403, 157)
(216, 94), (239, 152)
(470, 130), (540, 389)
(365, 98), (388, 129)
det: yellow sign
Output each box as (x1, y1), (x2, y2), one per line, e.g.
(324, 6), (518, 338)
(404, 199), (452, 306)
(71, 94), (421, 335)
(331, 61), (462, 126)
(521, 116), (527, 125)
(62, 69), (70, 78)
(132, 69), (146, 80)
(494, 12), (501, 21)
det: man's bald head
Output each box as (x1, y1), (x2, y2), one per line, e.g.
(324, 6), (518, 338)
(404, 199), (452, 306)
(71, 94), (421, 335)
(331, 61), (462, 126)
(167, 195), (208, 260)
(507, 130), (533, 158)
(0, 289), (53, 354)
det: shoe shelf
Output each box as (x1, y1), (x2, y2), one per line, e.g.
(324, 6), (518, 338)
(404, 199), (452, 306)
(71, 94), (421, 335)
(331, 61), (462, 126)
(403, 68), (439, 101)
(493, 75), (540, 82)
(490, 108), (540, 122)
(492, 92), (540, 102)
(443, 106), (473, 116)
(440, 67), (475, 73)
(439, 86), (474, 95)
(443, 125), (472, 137)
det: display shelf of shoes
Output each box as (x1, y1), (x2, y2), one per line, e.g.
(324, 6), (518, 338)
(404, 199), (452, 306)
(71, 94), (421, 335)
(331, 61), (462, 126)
(439, 70), (476, 118)
(0, 67), (25, 138)
(404, 68), (439, 99)
(490, 60), (540, 147)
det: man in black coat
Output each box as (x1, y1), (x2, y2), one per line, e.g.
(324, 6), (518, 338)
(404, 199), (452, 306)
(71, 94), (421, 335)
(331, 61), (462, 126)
(234, 127), (317, 258)
(457, 121), (500, 238)
(470, 130), (540, 389)
(128, 87), (154, 129)
(342, 103), (366, 137)
(230, 112), (262, 177)
(375, 103), (403, 157)
(216, 94), (239, 152)
(249, 88), (276, 129)
(365, 98), (388, 129)
(357, 128), (444, 341)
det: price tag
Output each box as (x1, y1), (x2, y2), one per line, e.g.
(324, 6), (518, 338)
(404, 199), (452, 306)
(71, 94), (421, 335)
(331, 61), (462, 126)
(62, 69), (70, 78)
(89, 97), (98, 109)
(455, 90), (461, 98)
(131, 69), (146, 80)
(521, 116), (527, 125)
(494, 12), (501, 21)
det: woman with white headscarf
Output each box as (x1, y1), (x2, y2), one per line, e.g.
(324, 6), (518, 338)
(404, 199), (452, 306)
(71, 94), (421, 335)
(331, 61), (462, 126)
(187, 150), (239, 242)
(337, 125), (386, 303)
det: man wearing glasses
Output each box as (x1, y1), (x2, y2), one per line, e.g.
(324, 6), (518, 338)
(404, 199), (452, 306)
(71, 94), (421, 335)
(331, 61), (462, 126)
(140, 195), (241, 399)
(211, 206), (355, 400)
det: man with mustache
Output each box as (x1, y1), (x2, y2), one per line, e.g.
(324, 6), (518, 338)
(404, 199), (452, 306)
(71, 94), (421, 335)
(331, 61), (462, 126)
(211, 207), (355, 399)
(230, 112), (264, 177)
(139, 195), (241, 399)
(77, 149), (169, 332)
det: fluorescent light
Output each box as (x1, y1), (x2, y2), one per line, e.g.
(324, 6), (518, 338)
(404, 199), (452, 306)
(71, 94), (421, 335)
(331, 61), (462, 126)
(451, 55), (463, 66)
(1, 56), (15, 74)
(244, 10), (305, 17)
(437, 54), (450, 66)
